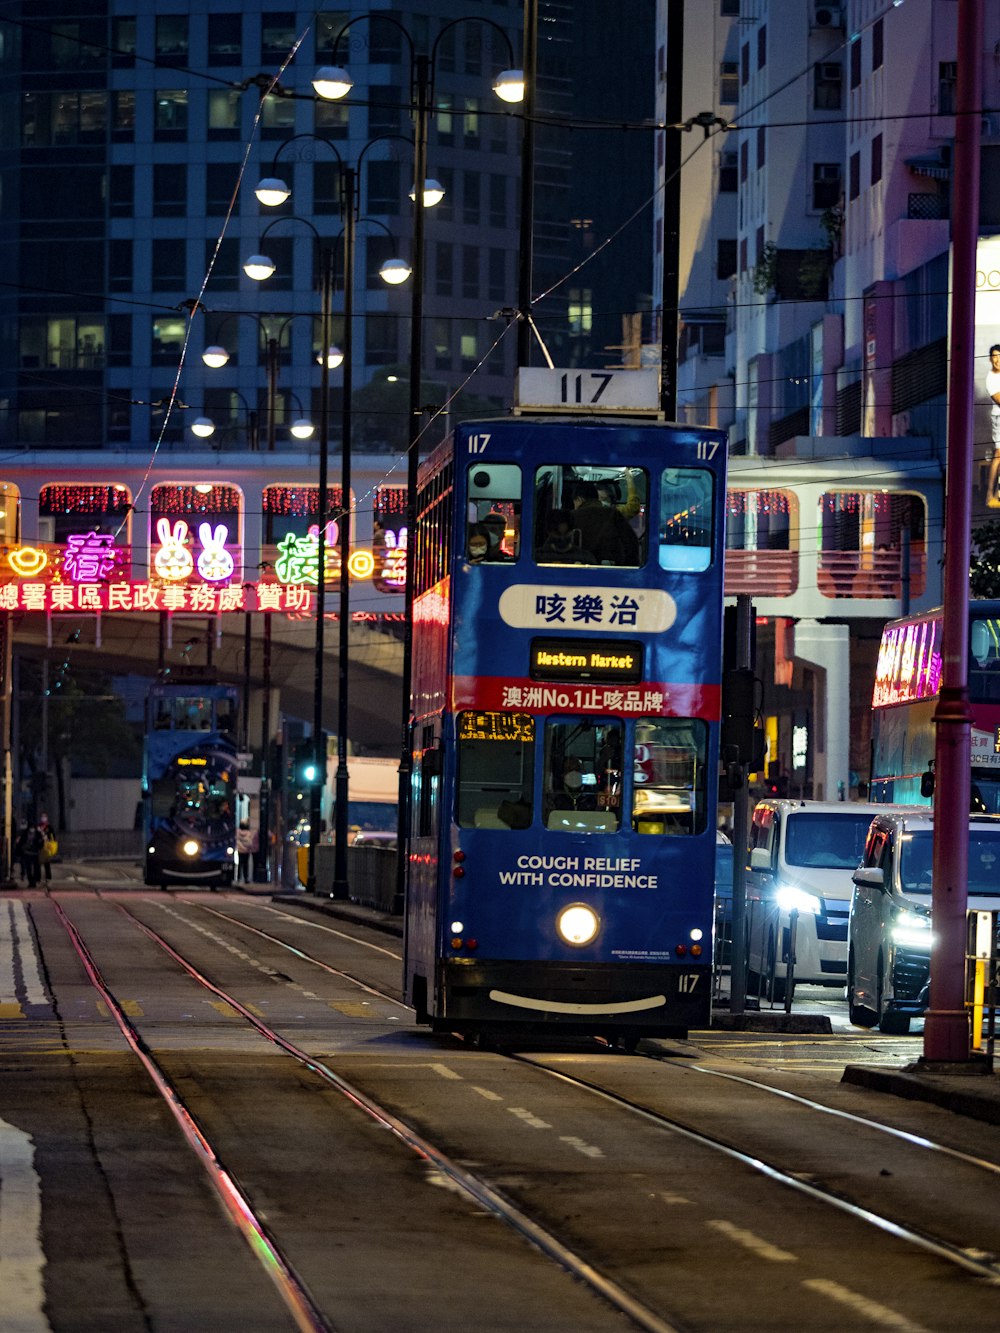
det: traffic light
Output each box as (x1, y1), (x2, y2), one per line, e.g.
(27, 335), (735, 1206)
(290, 742), (320, 795)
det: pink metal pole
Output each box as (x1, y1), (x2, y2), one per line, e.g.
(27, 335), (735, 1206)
(923, 0), (982, 1063)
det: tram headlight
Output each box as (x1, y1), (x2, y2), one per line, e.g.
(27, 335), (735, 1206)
(556, 903), (601, 947)
(181, 839), (200, 858)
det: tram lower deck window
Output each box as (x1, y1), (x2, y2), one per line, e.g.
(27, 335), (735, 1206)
(456, 711), (534, 828)
(633, 719), (707, 836)
(542, 719), (623, 833)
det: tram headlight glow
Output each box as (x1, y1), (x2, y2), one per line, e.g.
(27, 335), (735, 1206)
(181, 839), (200, 858)
(556, 903), (600, 947)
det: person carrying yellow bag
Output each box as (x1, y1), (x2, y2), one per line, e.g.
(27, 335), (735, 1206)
(38, 813), (57, 883)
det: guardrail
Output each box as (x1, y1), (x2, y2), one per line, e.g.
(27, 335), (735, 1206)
(713, 897), (796, 1013)
(968, 910), (1000, 1065)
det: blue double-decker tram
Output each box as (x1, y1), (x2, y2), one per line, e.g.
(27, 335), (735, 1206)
(404, 414), (728, 1045)
(143, 679), (239, 889)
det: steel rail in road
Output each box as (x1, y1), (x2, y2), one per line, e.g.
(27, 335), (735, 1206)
(103, 898), (682, 1333)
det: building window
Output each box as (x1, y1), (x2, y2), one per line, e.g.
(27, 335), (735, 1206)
(208, 15), (242, 65)
(112, 17), (136, 66)
(739, 237), (748, 274)
(814, 61), (842, 111)
(939, 61), (957, 115)
(719, 151), (737, 192)
(435, 243), (453, 297)
(721, 0), (740, 14)
(152, 240), (187, 292)
(154, 90), (188, 138)
(314, 98), (348, 138)
(720, 61), (739, 104)
(462, 246), (478, 299)
(151, 316), (187, 364)
(433, 318), (451, 370)
(208, 89), (241, 137)
(872, 17), (883, 70)
(871, 133), (883, 186)
(459, 321), (478, 367)
(21, 317), (105, 371)
(368, 85), (402, 138)
(741, 42), (749, 85)
(849, 151), (860, 201)
(261, 93), (295, 137)
(757, 126), (766, 170)
(850, 38), (861, 90)
(312, 161), (337, 214)
(206, 164), (240, 216)
(109, 164), (133, 216)
(717, 238), (737, 280)
(757, 23), (767, 70)
(155, 15), (188, 64)
(112, 90), (135, 138)
(740, 139), (748, 183)
(109, 241), (132, 292)
(153, 164), (187, 217)
(488, 248), (505, 301)
(568, 289), (593, 336)
(462, 172), (479, 224)
(490, 173), (506, 227)
(261, 12), (296, 63)
(812, 162), (841, 210)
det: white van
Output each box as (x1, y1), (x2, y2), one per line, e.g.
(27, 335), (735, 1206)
(745, 799), (885, 997)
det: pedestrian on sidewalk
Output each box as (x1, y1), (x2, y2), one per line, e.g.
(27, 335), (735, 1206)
(236, 821), (257, 883)
(21, 823), (43, 888)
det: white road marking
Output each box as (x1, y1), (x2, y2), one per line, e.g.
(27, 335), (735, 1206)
(431, 1064), (462, 1080)
(656, 1192), (692, 1205)
(0, 902), (16, 1002)
(508, 1106), (552, 1129)
(247, 903), (403, 959)
(803, 1278), (931, 1332)
(558, 1135), (604, 1159)
(0, 1116), (48, 1331)
(471, 1087), (504, 1101)
(707, 1219), (797, 1263)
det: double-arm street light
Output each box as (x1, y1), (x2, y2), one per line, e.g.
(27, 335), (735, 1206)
(254, 131), (413, 898)
(314, 14), (523, 912)
(244, 213), (338, 894)
(199, 311), (317, 449)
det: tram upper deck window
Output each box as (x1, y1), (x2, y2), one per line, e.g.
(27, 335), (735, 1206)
(543, 719), (623, 833)
(533, 466), (646, 566)
(660, 468), (714, 572)
(455, 711), (534, 828)
(465, 463), (520, 562)
(632, 719), (707, 836)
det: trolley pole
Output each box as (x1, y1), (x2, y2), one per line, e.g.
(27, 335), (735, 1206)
(923, 0), (982, 1064)
(728, 594), (753, 1016)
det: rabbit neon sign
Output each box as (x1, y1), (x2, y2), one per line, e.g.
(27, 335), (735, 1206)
(153, 519), (236, 584)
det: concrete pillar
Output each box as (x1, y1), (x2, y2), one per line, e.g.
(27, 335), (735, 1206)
(793, 620), (850, 802)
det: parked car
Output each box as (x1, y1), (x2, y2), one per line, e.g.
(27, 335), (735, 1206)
(848, 809), (1000, 1034)
(744, 799), (891, 999)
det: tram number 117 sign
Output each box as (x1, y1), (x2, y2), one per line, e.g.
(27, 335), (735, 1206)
(515, 368), (660, 413)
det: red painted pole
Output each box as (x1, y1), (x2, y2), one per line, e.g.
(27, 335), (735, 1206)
(923, 0), (982, 1064)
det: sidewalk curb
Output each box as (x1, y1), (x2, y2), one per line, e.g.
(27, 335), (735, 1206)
(270, 891), (404, 938)
(842, 1062), (1000, 1125)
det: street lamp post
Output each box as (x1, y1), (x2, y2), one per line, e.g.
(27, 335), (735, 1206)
(244, 215), (338, 894)
(255, 134), (412, 899)
(314, 13), (522, 916)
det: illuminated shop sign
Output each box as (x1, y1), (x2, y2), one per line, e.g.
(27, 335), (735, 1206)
(457, 710), (536, 743)
(529, 638), (643, 684)
(0, 581), (314, 614)
(872, 617), (943, 708)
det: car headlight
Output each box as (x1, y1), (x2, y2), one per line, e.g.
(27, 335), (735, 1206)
(775, 885), (822, 916)
(182, 839), (200, 858)
(891, 908), (933, 949)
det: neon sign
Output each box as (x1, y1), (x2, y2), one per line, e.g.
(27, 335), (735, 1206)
(195, 523), (235, 583)
(8, 546), (49, 577)
(153, 519), (195, 582)
(63, 531), (125, 583)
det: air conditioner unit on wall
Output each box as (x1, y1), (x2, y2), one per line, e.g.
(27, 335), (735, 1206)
(813, 5), (844, 27)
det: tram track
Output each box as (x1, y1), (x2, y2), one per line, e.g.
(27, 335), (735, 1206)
(50, 891), (1000, 1330)
(179, 899), (1000, 1288)
(53, 895), (683, 1333)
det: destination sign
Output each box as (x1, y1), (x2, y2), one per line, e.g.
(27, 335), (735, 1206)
(530, 638), (643, 684)
(457, 711), (535, 743)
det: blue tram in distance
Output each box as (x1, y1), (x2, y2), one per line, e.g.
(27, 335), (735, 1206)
(404, 414), (728, 1045)
(143, 679), (239, 889)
